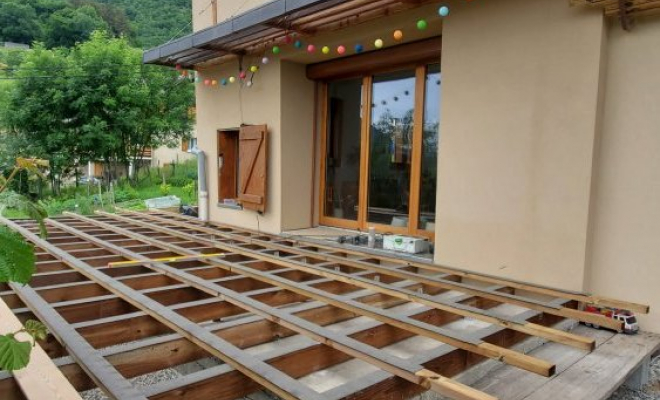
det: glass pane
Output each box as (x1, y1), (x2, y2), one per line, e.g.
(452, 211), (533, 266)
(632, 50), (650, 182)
(324, 78), (363, 221)
(419, 64), (441, 231)
(367, 70), (416, 227)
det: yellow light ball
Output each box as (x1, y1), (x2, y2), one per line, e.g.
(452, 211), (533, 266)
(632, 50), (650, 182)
(322, 46), (330, 54)
(374, 39), (384, 49)
(229, 76), (236, 83)
(250, 65), (259, 73)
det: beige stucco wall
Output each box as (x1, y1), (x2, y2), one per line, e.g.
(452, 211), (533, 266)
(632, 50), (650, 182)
(434, 0), (606, 291)
(195, 59), (282, 233)
(280, 61), (315, 231)
(195, 59), (314, 233)
(587, 16), (660, 332)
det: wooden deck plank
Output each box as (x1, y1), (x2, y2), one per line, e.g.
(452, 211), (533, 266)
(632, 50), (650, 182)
(470, 326), (660, 400)
(9, 284), (147, 400)
(141, 210), (651, 315)
(52, 215), (500, 400)
(116, 210), (626, 332)
(523, 330), (660, 400)
(0, 298), (83, 400)
(0, 216), (326, 400)
(69, 212), (557, 378)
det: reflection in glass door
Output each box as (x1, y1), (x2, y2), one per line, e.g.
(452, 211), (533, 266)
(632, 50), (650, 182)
(320, 63), (440, 238)
(367, 70), (416, 228)
(322, 78), (363, 222)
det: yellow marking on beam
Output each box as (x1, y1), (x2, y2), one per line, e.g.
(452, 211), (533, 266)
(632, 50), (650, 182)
(108, 253), (225, 268)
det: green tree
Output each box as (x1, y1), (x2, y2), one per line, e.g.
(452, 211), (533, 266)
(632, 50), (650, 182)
(70, 0), (136, 42)
(5, 32), (194, 187)
(95, 0), (191, 48)
(0, 1), (43, 45)
(4, 45), (78, 194)
(43, 5), (109, 48)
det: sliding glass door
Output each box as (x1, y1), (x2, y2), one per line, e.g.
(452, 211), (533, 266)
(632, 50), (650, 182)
(320, 63), (441, 238)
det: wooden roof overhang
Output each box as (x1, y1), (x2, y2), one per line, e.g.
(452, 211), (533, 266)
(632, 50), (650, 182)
(571, 0), (660, 29)
(143, 0), (443, 68)
(144, 0), (660, 69)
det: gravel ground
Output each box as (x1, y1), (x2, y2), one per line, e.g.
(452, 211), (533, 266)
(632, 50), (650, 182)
(609, 356), (660, 400)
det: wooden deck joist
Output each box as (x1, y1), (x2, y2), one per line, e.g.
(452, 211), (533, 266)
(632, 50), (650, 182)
(102, 210), (620, 335)
(46, 217), (512, 399)
(8, 284), (148, 400)
(135, 209), (650, 315)
(0, 217), (329, 400)
(0, 212), (651, 400)
(57, 213), (557, 378)
(1, 219), (516, 398)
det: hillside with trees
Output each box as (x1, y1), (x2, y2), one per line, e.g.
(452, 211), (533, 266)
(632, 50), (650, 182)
(0, 0), (191, 49)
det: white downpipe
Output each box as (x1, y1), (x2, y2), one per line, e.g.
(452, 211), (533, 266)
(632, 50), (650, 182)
(195, 150), (209, 222)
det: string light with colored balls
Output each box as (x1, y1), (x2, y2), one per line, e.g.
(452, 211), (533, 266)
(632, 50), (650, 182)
(197, 8), (454, 89)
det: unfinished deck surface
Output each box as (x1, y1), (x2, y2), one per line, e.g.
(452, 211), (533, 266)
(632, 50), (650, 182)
(467, 326), (660, 400)
(0, 211), (655, 400)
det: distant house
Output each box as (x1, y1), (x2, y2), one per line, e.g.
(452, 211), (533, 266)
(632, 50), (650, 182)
(84, 135), (197, 181)
(144, 0), (660, 332)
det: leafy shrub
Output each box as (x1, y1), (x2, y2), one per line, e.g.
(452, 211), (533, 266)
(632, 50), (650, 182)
(183, 182), (196, 200)
(159, 183), (172, 196)
(0, 191), (26, 209)
(168, 177), (192, 187)
(114, 187), (139, 203)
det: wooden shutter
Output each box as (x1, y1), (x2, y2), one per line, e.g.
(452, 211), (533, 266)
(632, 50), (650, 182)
(238, 125), (268, 213)
(181, 139), (189, 152)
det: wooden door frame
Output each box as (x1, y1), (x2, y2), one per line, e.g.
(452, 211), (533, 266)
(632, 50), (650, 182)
(318, 66), (436, 240)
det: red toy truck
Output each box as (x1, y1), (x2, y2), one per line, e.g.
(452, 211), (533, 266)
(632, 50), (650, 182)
(583, 305), (639, 334)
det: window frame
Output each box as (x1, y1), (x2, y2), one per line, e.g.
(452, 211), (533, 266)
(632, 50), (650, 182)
(318, 63), (438, 240)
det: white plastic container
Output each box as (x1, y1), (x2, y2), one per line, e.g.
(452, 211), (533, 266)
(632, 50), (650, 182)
(383, 235), (430, 254)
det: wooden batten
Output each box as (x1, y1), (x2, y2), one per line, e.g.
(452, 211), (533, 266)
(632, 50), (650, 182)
(0, 299), (83, 400)
(0, 210), (651, 400)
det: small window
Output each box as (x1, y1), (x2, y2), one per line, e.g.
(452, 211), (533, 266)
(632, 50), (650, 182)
(218, 125), (268, 213)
